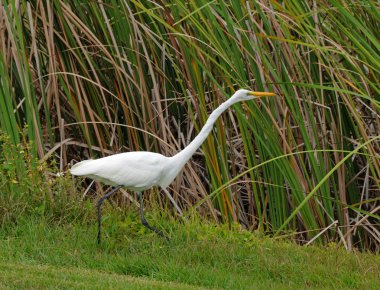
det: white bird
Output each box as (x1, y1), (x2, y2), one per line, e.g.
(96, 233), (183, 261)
(70, 89), (276, 243)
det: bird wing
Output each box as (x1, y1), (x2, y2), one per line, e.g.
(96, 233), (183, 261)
(70, 152), (167, 190)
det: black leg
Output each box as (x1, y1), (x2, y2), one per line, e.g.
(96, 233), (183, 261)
(138, 192), (168, 240)
(97, 185), (122, 244)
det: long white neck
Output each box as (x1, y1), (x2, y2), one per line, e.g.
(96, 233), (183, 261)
(169, 97), (237, 172)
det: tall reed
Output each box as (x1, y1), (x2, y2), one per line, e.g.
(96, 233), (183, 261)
(0, 0), (379, 251)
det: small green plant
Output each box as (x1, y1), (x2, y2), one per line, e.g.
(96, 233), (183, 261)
(0, 130), (86, 227)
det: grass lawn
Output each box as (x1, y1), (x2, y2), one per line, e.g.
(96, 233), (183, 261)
(0, 262), (200, 290)
(0, 209), (379, 289)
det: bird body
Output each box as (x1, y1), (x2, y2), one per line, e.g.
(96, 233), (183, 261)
(70, 152), (173, 190)
(70, 89), (276, 243)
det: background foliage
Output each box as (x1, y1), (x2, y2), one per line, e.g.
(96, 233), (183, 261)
(0, 0), (379, 251)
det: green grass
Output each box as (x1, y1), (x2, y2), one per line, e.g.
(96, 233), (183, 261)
(0, 262), (200, 290)
(0, 210), (379, 289)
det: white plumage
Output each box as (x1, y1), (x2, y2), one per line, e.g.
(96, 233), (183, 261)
(70, 152), (171, 190)
(70, 89), (276, 243)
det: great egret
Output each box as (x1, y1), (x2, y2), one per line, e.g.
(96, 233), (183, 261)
(70, 89), (276, 243)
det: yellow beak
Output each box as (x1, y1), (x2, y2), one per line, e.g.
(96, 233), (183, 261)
(247, 91), (276, 97)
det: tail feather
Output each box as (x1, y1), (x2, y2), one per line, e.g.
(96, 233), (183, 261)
(70, 160), (95, 176)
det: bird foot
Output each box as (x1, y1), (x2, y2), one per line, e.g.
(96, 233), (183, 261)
(141, 218), (169, 240)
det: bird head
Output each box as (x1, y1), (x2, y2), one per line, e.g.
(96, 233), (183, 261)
(231, 89), (276, 102)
